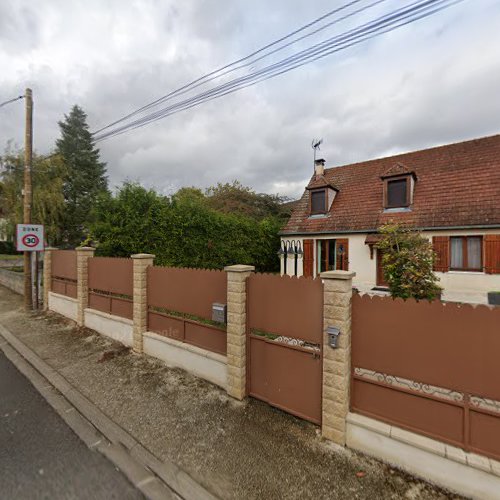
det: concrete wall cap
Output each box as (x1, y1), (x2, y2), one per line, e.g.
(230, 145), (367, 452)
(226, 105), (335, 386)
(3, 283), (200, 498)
(76, 246), (95, 252)
(44, 246), (58, 250)
(131, 253), (155, 259)
(320, 270), (356, 280)
(224, 264), (255, 273)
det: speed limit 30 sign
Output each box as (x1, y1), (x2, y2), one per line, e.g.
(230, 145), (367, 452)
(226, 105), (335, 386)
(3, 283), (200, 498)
(16, 224), (45, 252)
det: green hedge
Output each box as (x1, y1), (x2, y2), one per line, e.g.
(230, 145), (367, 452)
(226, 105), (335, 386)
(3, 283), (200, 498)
(90, 183), (284, 272)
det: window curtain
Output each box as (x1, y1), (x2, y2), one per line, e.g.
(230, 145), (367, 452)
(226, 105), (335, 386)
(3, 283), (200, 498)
(467, 237), (481, 269)
(450, 237), (463, 268)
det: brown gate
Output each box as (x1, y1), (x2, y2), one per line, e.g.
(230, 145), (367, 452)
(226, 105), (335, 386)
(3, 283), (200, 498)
(247, 273), (323, 424)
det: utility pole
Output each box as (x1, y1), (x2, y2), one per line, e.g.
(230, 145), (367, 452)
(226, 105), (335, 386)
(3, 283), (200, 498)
(23, 88), (33, 309)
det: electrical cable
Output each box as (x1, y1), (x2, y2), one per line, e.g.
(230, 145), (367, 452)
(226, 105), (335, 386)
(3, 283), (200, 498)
(94, 0), (437, 140)
(94, 0), (460, 142)
(0, 95), (24, 109)
(92, 0), (376, 134)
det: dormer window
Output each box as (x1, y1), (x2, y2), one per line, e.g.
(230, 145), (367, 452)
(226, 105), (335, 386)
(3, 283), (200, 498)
(310, 189), (327, 214)
(381, 163), (416, 210)
(306, 161), (339, 216)
(386, 177), (409, 208)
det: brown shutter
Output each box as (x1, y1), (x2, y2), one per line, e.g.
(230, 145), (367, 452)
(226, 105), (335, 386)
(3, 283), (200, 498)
(432, 236), (449, 272)
(336, 238), (349, 271)
(484, 234), (500, 274)
(303, 239), (314, 278)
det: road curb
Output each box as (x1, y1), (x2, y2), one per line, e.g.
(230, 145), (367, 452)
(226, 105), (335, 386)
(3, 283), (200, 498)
(0, 323), (218, 500)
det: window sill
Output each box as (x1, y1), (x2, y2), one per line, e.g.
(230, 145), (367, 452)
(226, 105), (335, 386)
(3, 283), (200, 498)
(308, 214), (328, 219)
(447, 270), (484, 275)
(383, 207), (412, 213)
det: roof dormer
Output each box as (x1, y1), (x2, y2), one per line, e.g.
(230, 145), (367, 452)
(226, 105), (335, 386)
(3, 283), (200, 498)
(306, 160), (339, 216)
(380, 163), (417, 210)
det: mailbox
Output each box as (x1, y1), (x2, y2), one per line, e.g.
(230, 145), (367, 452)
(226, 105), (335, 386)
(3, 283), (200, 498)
(327, 326), (340, 348)
(212, 303), (227, 324)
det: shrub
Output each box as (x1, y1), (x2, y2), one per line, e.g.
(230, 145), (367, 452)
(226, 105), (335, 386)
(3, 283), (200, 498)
(376, 223), (442, 300)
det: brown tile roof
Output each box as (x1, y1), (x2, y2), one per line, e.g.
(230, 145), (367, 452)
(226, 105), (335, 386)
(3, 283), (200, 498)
(306, 175), (339, 191)
(283, 134), (500, 234)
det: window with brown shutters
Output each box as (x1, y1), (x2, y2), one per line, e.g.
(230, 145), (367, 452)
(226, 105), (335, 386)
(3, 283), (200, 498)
(450, 236), (483, 271)
(484, 234), (500, 274)
(432, 236), (449, 272)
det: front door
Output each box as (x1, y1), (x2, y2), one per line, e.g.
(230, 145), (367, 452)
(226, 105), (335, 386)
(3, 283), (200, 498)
(376, 249), (388, 287)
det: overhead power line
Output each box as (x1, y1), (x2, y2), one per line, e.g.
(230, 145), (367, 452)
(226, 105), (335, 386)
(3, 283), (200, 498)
(94, 0), (458, 142)
(93, 0), (463, 143)
(94, 0), (443, 141)
(0, 95), (24, 109)
(93, 0), (369, 135)
(96, 0), (388, 136)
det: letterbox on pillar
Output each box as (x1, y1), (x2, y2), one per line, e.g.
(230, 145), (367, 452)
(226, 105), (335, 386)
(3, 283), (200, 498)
(212, 303), (227, 324)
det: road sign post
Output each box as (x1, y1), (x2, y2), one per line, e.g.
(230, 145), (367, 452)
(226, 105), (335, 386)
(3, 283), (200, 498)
(16, 224), (44, 309)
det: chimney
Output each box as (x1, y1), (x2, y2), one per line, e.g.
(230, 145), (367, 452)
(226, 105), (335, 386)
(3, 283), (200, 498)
(314, 158), (325, 177)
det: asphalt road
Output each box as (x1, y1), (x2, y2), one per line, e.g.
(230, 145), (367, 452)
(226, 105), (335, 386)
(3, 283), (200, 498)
(0, 351), (143, 500)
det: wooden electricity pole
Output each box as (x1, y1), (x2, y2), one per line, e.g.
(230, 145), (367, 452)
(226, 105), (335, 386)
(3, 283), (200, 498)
(23, 88), (33, 309)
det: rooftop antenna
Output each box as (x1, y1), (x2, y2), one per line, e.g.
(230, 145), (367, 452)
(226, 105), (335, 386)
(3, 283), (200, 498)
(312, 138), (323, 170)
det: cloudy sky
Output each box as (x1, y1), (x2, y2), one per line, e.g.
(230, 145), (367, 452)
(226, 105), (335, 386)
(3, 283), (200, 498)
(1, 0), (499, 198)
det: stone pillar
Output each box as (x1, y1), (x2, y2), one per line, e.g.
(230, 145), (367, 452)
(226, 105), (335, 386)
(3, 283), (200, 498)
(132, 254), (155, 354)
(320, 270), (356, 446)
(224, 264), (254, 400)
(76, 247), (95, 326)
(43, 247), (57, 311)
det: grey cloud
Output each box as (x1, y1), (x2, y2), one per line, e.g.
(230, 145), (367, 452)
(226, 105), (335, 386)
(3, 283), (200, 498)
(0, 4), (41, 51)
(1, 0), (499, 199)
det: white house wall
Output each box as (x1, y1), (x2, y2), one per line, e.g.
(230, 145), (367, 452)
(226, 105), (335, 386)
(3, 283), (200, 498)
(281, 228), (500, 304)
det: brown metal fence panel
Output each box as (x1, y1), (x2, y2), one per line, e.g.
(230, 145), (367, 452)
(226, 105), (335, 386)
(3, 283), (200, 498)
(352, 294), (500, 400)
(88, 257), (133, 296)
(87, 257), (133, 319)
(249, 335), (322, 424)
(51, 279), (77, 298)
(147, 311), (227, 355)
(51, 250), (77, 298)
(470, 411), (500, 458)
(147, 266), (226, 320)
(148, 312), (184, 341)
(185, 322), (226, 355)
(247, 273), (323, 424)
(51, 250), (77, 280)
(147, 266), (227, 355)
(247, 273), (323, 343)
(351, 293), (500, 460)
(88, 292), (133, 320)
(351, 378), (464, 446)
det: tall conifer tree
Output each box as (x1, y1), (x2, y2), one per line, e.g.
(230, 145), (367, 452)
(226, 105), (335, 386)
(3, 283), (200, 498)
(56, 105), (108, 245)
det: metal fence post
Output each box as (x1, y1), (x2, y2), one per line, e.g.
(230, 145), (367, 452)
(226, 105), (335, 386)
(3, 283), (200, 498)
(320, 270), (356, 445)
(224, 264), (255, 400)
(76, 247), (95, 326)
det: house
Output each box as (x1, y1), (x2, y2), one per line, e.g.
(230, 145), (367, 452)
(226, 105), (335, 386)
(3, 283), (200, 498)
(280, 134), (500, 303)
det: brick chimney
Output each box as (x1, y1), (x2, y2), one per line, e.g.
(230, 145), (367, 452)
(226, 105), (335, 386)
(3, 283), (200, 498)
(314, 158), (325, 178)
